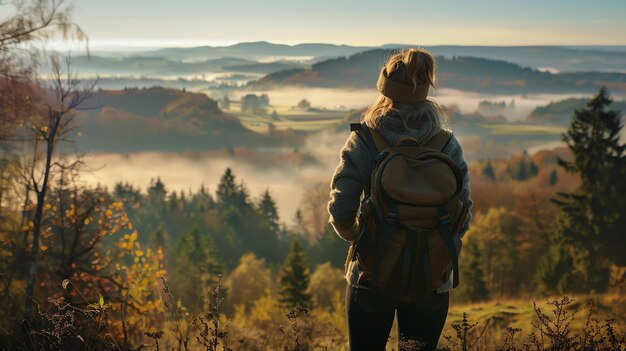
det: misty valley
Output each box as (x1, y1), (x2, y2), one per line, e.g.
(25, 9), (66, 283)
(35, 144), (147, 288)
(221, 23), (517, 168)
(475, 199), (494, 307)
(2, 15), (626, 349)
(51, 43), (626, 223)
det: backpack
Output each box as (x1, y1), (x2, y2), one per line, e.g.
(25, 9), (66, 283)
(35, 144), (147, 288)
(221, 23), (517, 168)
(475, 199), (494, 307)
(346, 122), (469, 302)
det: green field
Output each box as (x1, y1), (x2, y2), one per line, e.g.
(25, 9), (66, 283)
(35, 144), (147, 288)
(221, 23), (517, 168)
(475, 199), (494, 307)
(478, 123), (566, 136)
(225, 103), (346, 133)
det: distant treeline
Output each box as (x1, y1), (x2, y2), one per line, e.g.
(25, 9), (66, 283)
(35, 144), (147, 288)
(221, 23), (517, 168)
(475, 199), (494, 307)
(252, 49), (626, 94)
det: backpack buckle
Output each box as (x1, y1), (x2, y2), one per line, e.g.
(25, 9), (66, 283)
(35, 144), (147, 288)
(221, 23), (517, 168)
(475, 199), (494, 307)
(438, 213), (451, 225)
(385, 212), (398, 224)
(436, 205), (452, 225)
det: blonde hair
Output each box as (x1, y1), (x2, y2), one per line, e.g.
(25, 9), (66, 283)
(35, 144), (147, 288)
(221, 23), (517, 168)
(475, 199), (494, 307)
(363, 48), (447, 139)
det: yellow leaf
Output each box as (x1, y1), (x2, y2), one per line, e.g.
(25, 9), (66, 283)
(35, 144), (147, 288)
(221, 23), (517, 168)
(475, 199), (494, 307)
(84, 218), (90, 225)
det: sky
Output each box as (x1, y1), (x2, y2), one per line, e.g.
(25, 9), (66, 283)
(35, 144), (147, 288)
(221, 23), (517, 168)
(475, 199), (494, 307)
(33, 0), (626, 49)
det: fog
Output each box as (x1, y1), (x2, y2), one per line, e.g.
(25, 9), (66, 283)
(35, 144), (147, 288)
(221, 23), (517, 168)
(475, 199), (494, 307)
(79, 131), (346, 224)
(215, 87), (599, 121)
(78, 87), (617, 223)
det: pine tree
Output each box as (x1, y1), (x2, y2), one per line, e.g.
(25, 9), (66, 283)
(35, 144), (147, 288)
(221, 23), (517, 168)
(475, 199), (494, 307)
(216, 168), (249, 211)
(549, 169), (558, 186)
(168, 190), (179, 211)
(278, 240), (312, 309)
(148, 224), (171, 263)
(293, 208), (308, 238)
(534, 235), (573, 293)
(517, 157), (528, 180)
(529, 160), (538, 177)
(216, 168), (237, 207)
(458, 239), (489, 302)
(551, 87), (625, 291)
(258, 188), (279, 232)
(148, 177), (167, 206)
(482, 159), (496, 180)
(194, 184), (215, 212)
(175, 226), (223, 307)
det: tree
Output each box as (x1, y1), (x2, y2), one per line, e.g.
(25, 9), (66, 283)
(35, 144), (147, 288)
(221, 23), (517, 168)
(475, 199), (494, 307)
(309, 223), (348, 268)
(292, 208), (308, 238)
(529, 160), (539, 177)
(21, 56), (95, 320)
(278, 240), (312, 309)
(226, 253), (270, 309)
(549, 169), (558, 186)
(299, 182), (329, 244)
(482, 159), (495, 180)
(258, 188), (279, 233)
(175, 226), (223, 309)
(0, 0), (86, 49)
(308, 262), (344, 309)
(534, 235), (574, 293)
(147, 177), (167, 207)
(216, 167), (248, 211)
(457, 238), (489, 302)
(297, 99), (311, 110)
(147, 224), (171, 263)
(551, 87), (625, 291)
(468, 208), (523, 296)
(1, 0), (86, 143)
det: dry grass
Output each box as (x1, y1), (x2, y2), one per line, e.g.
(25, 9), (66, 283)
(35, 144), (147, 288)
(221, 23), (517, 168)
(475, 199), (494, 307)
(4, 277), (625, 351)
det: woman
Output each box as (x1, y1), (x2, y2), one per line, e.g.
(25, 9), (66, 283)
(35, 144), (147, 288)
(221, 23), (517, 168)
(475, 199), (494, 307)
(327, 48), (473, 351)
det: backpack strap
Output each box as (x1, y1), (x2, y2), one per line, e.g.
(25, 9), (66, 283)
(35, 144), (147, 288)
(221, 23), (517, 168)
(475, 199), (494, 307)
(427, 129), (459, 289)
(437, 205), (460, 289)
(424, 129), (453, 151)
(368, 125), (389, 152)
(349, 122), (391, 196)
(350, 123), (378, 160)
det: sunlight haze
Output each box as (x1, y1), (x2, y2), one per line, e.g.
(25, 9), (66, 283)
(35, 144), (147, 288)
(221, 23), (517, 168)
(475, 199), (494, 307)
(68, 0), (626, 49)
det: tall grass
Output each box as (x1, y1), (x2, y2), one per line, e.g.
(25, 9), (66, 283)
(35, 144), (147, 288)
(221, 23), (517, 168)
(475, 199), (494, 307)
(5, 278), (625, 350)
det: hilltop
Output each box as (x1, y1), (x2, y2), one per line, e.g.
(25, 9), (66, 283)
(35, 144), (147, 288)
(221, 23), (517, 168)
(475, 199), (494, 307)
(73, 87), (304, 152)
(67, 55), (303, 77)
(528, 97), (626, 125)
(250, 49), (626, 95)
(135, 42), (626, 72)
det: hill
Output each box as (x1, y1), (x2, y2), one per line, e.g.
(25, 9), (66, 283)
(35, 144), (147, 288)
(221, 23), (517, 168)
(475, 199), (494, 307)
(144, 41), (373, 61)
(138, 42), (626, 72)
(251, 49), (626, 94)
(422, 45), (626, 73)
(65, 55), (304, 77)
(527, 97), (626, 125)
(69, 56), (246, 75)
(61, 55), (304, 77)
(74, 87), (304, 152)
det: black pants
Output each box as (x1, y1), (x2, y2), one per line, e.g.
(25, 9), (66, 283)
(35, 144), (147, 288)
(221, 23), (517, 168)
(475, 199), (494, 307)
(345, 285), (449, 351)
